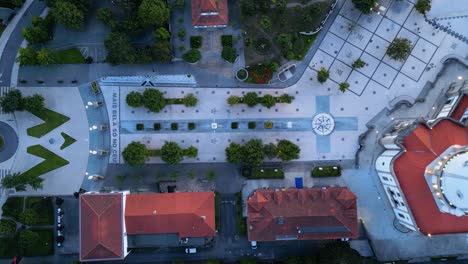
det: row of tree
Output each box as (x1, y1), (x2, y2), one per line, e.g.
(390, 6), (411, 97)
(122, 141), (198, 166)
(126, 89), (198, 112)
(1, 172), (43, 192)
(227, 93), (294, 108)
(17, 46), (64, 66)
(0, 90), (45, 114)
(225, 139), (301, 167)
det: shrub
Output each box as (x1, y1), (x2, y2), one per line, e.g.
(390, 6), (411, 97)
(352, 58), (366, 69)
(1, 197), (24, 219)
(182, 49), (201, 63)
(126, 91), (143, 107)
(227, 95), (241, 106)
(154, 123), (161, 130)
(261, 94), (276, 108)
(183, 146), (198, 158)
(264, 121), (273, 129)
(222, 46), (237, 63)
(278, 94), (294, 103)
(311, 166), (341, 177)
(183, 93), (198, 107)
(0, 219), (16, 235)
(236, 69), (248, 80)
(19, 209), (38, 225)
(231, 122), (239, 129)
(221, 35), (233, 47)
(136, 123), (144, 130)
(171, 123), (178, 130)
(190, 36), (202, 49)
(317, 67), (330, 83)
(177, 28), (186, 40)
(339, 82), (350, 93)
(161, 141), (184, 164)
(188, 122), (195, 130)
(248, 167), (284, 179)
(243, 92), (259, 107)
(248, 122), (256, 129)
(386, 38), (412, 61)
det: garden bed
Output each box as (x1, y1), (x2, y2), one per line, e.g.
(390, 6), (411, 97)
(1, 197), (24, 220)
(246, 64), (274, 84)
(311, 165), (341, 177)
(25, 197), (54, 225)
(242, 167), (284, 179)
(22, 229), (54, 256)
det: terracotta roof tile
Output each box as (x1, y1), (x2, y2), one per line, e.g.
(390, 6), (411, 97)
(450, 95), (468, 120)
(125, 192), (215, 238)
(247, 188), (358, 241)
(80, 193), (124, 261)
(191, 0), (228, 27)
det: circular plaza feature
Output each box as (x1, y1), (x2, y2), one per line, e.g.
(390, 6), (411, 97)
(0, 121), (18, 162)
(312, 113), (335, 136)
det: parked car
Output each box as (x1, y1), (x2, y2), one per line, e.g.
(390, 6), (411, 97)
(185, 248), (197, 254)
(251, 241), (257, 249)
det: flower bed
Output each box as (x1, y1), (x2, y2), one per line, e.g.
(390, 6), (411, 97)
(246, 64), (274, 84)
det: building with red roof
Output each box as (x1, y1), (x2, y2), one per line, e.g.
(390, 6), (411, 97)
(246, 188), (358, 242)
(80, 191), (215, 261)
(191, 0), (228, 28)
(376, 81), (468, 235)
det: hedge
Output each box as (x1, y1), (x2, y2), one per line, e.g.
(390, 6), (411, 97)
(311, 166), (341, 177)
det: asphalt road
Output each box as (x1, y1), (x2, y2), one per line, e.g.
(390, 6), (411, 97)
(0, 0), (46, 85)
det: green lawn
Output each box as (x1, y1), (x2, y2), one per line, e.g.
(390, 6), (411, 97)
(60, 132), (76, 150)
(22, 229), (54, 256)
(236, 192), (247, 236)
(1, 197), (24, 220)
(297, 33), (318, 59)
(25, 197), (54, 225)
(0, 237), (18, 258)
(55, 48), (85, 64)
(27, 108), (70, 138)
(22, 145), (69, 178)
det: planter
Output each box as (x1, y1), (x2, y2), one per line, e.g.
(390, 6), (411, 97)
(236, 68), (248, 81)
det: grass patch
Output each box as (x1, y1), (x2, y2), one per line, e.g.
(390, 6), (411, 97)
(25, 197), (53, 225)
(27, 108), (70, 138)
(236, 192), (247, 236)
(59, 132), (76, 150)
(55, 48), (85, 64)
(242, 167), (284, 179)
(311, 165), (341, 177)
(22, 145), (69, 178)
(1, 197), (24, 220)
(0, 237), (17, 258)
(297, 33), (318, 59)
(215, 192), (220, 232)
(22, 229), (54, 256)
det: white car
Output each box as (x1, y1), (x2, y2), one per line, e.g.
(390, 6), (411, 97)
(185, 248), (197, 254)
(251, 241), (257, 249)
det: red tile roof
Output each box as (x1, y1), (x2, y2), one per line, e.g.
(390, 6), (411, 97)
(394, 119), (468, 235)
(191, 0), (228, 27)
(80, 193), (124, 261)
(247, 188), (358, 242)
(125, 192), (215, 238)
(450, 95), (468, 120)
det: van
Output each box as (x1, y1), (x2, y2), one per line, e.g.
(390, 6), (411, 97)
(185, 248), (197, 254)
(251, 241), (257, 249)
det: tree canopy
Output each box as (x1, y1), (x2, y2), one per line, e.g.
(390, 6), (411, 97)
(225, 142), (243, 164)
(277, 140), (301, 161)
(126, 91), (143, 107)
(52, 1), (84, 30)
(160, 141), (184, 164)
(183, 93), (198, 107)
(122, 141), (148, 166)
(351, 0), (376, 14)
(0, 90), (24, 113)
(243, 92), (259, 107)
(242, 139), (265, 167)
(138, 0), (170, 27)
(1, 172), (44, 191)
(23, 94), (46, 114)
(105, 32), (137, 65)
(142, 88), (166, 112)
(386, 38), (412, 61)
(261, 94), (276, 109)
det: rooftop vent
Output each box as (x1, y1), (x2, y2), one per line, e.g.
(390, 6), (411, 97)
(152, 210), (157, 215)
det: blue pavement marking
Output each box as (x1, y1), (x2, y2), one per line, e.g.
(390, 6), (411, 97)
(316, 135), (331, 153)
(315, 96), (330, 113)
(334, 117), (358, 131)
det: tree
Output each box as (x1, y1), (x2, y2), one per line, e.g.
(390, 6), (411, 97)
(182, 49), (201, 63)
(52, 1), (84, 30)
(105, 32), (137, 65)
(142, 88), (166, 112)
(1, 172), (43, 191)
(351, 0), (376, 14)
(351, 58), (366, 69)
(183, 93), (198, 107)
(227, 95), (241, 106)
(275, 33), (292, 54)
(22, 16), (53, 44)
(138, 0), (170, 27)
(261, 94), (276, 109)
(152, 41), (172, 63)
(24, 94), (45, 114)
(243, 92), (259, 107)
(278, 94), (294, 104)
(242, 139), (265, 167)
(183, 146), (198, 158)
(317, 67), (330, 84)
(18, 230), (39, 250)
(221, 46), (237, 63)
(96, 8), (115, 26)
(171, 0), (185, 9)
(122, 141), (148, 166)
(126, 91), (143, 107)
(263, 143), (278, 159)
(16, 46), (38, 66)
(154, 27), (171, 41)
(161, 141), (184, 164)
(415, 0), (431, 14)
(19, 209), (38, 225)
(316, 242), (363, 264)
(240, 0), (256, 16)
(36, 48), (57, 65)
(0, 219), (16, 235)
(0, 90), (24, 113)
(260, 15), (272, 31)
(339, 82), (350, 93)
(114, 0), (143, 12)
(225, 142), (243, 164)
(386, 38), (412, 61)
(277, 140), (300, 161)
